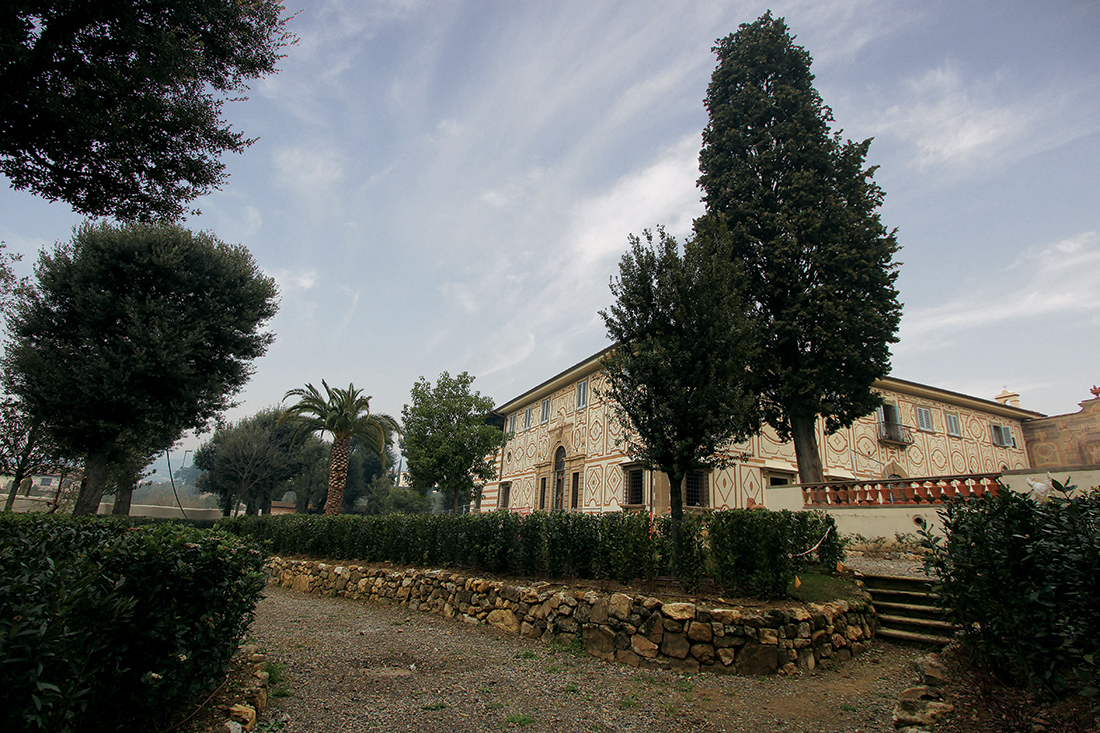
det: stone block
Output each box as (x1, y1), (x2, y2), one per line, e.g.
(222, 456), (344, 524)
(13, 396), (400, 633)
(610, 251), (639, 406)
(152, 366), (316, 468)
(631, 635), (659, 658)
(660, 632), (690, 660)
(609, 593), (633, 621)
(734, 644), (779, 675)
(663, 602), (696, 621)
(583, 625), (616, 661)
(690, 643), (715, 664)
(687, 620), (712, 643)
(487, 609), (519, 634)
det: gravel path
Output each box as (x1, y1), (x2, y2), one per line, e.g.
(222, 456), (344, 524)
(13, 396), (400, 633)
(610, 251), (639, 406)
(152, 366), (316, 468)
(250, 585), (927, 733)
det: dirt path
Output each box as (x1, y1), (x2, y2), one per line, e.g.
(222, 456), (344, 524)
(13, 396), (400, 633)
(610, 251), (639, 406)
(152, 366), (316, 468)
(249, 586), (925, 733)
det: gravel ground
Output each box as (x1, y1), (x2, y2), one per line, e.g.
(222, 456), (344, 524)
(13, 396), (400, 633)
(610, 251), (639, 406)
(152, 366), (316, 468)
(249, 583), (928, 733)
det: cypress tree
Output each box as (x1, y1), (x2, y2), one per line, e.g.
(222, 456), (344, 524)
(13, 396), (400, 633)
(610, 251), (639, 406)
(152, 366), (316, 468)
(697, 12), (902, 483)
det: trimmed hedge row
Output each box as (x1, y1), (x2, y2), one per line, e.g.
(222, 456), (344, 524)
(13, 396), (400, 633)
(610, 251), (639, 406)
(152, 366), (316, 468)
(0, 514), (265, 732)
(927, 480), (1100, 696)
(218, 508), (841, 599)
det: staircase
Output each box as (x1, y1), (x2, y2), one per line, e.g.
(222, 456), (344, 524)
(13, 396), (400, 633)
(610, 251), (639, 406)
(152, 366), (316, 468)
(859, 573), (956, 645)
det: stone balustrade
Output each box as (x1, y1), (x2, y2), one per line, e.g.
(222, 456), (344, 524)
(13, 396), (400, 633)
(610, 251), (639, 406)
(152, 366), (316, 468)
(266, 557), (875, 676)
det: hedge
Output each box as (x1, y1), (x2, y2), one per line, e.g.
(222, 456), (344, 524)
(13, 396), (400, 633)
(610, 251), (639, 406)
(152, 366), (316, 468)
(926, 479), (1100, 696)
(217, 508), (840, 598)
(0, 514), (266, 732)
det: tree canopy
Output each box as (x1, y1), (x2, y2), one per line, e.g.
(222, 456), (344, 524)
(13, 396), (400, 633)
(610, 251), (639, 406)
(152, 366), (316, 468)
(402, 371), (503, 514)
(696, 12), (902, 483)
(600, 227), (759, 548)
(0, 0), (293, 220)
(279, 381), (399, 515)
(3, 221), (278, 513)
(194, 408), (311, 515)
(0, 395), (74, 512)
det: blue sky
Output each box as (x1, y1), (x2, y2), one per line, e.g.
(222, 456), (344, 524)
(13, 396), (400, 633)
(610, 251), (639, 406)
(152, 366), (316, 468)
(2, 0), (1098, 461)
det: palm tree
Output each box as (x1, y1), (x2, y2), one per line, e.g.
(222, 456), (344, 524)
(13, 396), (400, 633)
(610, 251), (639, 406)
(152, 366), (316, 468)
(279, 381), (400, 515)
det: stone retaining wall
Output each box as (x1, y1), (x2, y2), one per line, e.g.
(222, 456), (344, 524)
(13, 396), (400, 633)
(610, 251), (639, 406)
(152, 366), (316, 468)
(266, 557), (875, 676)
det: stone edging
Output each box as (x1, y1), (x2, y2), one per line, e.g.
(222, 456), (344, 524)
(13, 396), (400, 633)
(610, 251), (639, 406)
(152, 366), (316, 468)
(266, 557), (875, 676)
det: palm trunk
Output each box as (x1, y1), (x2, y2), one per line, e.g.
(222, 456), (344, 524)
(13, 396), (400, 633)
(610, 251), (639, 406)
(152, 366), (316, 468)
(323, 436), (351, 515)
(791, 412), (824, 484)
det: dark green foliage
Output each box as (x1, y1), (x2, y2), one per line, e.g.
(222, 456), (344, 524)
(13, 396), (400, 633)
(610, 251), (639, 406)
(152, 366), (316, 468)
(707, 509), (838, 599)
(0, 0), (293, 220)
(926, 481), (1100, 697)
(194, 408), (321, 515)
(0, 514), (265, 732)
(218, 508), (838, 597)
(600, 228), (759, 542)
(402, 371), (505, 514)
(697, 13), (901, 483)
(3, 221), (279, 514)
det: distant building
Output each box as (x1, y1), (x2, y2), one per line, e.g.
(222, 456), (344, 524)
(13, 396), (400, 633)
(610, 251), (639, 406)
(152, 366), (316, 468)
(481, 348), (1046, 516)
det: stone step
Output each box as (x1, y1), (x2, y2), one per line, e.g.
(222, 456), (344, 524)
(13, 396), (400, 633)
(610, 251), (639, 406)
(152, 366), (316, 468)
(875, 601), (949, 620)
(867, 587), (939, 604)
(876, 626), (954, 646)
(877, 613), (956, 632)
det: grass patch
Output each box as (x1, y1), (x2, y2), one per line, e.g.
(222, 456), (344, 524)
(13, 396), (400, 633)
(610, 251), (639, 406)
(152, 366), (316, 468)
(514, 650), (538, 660)
(264, 661), (291, 698)
(788, 570), (863, 604)
(487, 702), (504, 710)
(563, 683), (579, 694)
(548, 636), (586, 657)
(506, 713), (536, 726)
(619, 694), (639, 709)
(545, 664), (561, 673)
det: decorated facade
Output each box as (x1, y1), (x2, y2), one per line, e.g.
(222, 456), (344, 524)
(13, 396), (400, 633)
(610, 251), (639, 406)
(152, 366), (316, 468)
(481, 348), (1041, 515)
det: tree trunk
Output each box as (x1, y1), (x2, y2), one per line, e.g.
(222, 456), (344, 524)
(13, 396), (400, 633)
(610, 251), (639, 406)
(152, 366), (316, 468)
(111, 484), (133, 515)
(668, 468), (685, 577)
(790, 412), (824, 484)
(73, 449), (110, 515)
(323, 436), (351, 515)
(3, 476), (21, 511)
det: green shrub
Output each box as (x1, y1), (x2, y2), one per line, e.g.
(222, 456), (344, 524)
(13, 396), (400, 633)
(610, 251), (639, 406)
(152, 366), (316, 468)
(0, 514), (265, 732)
(218, 507), (839, 596)
(926, 479), (1100, 696)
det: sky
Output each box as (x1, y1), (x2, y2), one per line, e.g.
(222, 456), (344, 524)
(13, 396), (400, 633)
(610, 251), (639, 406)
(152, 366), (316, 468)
(2, 0), (1098, 464)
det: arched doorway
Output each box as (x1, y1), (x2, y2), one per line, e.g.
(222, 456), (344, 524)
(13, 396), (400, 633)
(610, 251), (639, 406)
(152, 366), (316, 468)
(552, 446), (566, 511)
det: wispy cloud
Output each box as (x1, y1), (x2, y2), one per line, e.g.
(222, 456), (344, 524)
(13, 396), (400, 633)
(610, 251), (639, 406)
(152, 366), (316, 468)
(269, 268), (318, 291)
(900, 231), (1100, 342)
(875, 64), (1029, 170)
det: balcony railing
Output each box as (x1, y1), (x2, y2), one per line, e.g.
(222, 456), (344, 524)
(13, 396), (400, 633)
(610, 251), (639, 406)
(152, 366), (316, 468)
(801, 473), (1001, 507)
(877, 420), (914, 445)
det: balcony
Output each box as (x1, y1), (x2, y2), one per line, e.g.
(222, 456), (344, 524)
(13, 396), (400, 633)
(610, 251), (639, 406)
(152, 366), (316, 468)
(801, 473), (1001, 507)
(877, 420), (914, 446)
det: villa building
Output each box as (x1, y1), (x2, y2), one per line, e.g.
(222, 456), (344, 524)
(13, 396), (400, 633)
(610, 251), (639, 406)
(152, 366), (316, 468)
(481, 347), (1045, 516)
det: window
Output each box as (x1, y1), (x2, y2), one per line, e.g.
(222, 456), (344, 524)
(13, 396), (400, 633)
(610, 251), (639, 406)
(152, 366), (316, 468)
(541, 398), (550, 424)
(498, 482), (511, 509)
(945, 413), (961, 437)
(571, 472), (580, 511)
(767, 474), (793, 487)
(991, 424), (1016, 448)
(40, 477), (53, 486)
(523, 407), (532, 430)
(685, 471), (708, 508)
(915, 407), (933, 432)
(576, 379), (588, 410)
(624, 466), (643, 505)
(508, 415), (516, 433)
(876, 404), (912, 444)
(552, 447), (566, 511)
(539, 477), (547, 510)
